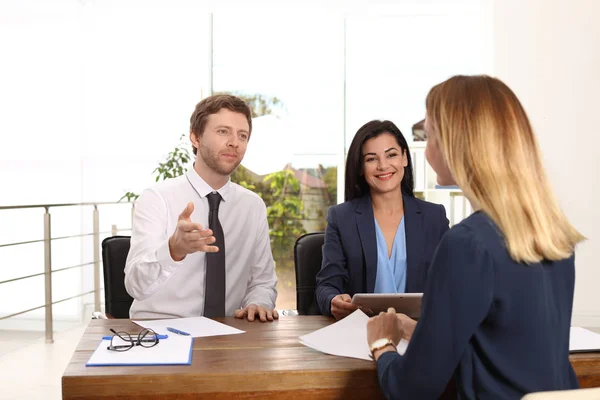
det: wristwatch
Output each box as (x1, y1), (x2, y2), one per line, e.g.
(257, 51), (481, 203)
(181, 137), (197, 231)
(369, 338), (397, 354)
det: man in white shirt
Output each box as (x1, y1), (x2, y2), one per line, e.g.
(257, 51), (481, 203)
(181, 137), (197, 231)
(124, 94), (278, 322)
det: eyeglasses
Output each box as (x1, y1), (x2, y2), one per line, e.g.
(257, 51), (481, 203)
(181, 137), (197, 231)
(107, 328), (160, 352)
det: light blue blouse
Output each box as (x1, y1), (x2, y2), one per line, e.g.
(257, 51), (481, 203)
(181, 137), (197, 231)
(374, 217), (407, 293)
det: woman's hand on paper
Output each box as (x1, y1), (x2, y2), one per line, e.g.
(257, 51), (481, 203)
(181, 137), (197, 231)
(367, 307), (403, 348)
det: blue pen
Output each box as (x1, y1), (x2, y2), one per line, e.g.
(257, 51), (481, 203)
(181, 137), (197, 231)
(102, 334), (168, 340)
(167, 327), (191, 336)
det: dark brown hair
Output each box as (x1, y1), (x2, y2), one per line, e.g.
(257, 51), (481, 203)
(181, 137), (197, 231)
(189, 94), (253, 155)
(345, 120), (414, 202)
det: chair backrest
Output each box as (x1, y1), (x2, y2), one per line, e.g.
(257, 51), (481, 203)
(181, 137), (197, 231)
(101, 236), (134, 318)
(294, 232), (325, 315)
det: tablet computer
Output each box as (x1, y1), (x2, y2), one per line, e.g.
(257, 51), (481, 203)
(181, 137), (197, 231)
(351, 293), (423, 318)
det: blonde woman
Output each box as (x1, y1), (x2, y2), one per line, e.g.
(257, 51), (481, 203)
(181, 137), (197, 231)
(366, 75), (585, 399)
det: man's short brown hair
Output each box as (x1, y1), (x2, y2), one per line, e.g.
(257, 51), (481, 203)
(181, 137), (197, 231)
(189, 94), (253, 155)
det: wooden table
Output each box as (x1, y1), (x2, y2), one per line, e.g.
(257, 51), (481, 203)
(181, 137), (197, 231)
(62, 317), (600, 399)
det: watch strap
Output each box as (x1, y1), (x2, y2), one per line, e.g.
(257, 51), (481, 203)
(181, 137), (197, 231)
(370, 338), (397, 354)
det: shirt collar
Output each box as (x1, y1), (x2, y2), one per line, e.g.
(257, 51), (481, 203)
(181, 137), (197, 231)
(186, 166), (231, 202)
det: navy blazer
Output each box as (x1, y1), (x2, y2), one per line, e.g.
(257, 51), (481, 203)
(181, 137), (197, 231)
(315, 194), (449, 317)
(376, 212), (578, 399)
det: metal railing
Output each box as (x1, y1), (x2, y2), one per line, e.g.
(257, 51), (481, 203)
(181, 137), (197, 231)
(0, 201), (134, 343)
(0, 194), (470, 345)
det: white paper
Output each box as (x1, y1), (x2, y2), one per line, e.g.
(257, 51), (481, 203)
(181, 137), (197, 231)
(570, 327), (600, 352)
(299, 309), (408, 361)
(133, 316), (245, 338)
(301, 317), (600, 359)
(86, 335), (193, 366)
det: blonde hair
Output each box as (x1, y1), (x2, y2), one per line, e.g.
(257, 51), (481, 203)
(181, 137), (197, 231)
(426, 75), (585, 263)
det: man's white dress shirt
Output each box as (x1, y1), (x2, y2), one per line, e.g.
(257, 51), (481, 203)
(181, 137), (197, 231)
(125, 168), (278, 319)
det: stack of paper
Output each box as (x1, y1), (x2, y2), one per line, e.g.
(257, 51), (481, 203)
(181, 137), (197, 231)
(133, 316), (245, 337)
(570, 327), (600, 353)
(299, 309), (408, 361)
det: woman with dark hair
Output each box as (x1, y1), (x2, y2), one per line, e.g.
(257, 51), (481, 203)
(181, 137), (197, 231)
(315, 120), (450, 319)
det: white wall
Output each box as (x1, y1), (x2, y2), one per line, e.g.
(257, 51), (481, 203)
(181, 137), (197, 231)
(494, 0), (600, 326)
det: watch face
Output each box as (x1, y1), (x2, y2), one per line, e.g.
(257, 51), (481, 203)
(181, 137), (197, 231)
(371, 338), (390, 349)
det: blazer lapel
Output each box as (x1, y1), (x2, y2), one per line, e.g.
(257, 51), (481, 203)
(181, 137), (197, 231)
(355, 196), (378, 293)
(403, 194), (424, 292)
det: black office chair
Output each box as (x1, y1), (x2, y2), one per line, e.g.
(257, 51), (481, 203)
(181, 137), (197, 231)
(294, 232), (325, 315)
(101, 236), (134, 318)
